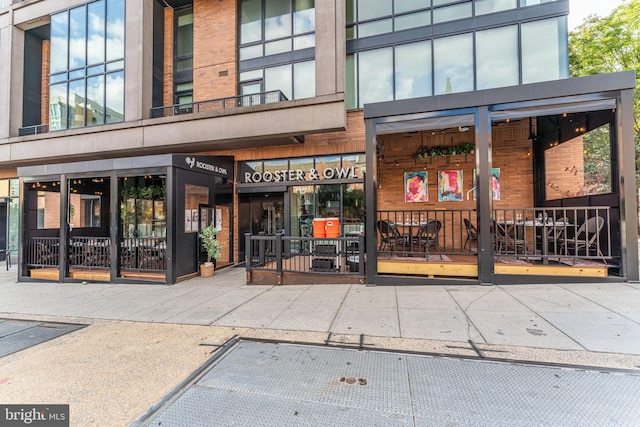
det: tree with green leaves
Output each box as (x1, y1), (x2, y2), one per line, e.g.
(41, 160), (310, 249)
(569, 0), (640, 180)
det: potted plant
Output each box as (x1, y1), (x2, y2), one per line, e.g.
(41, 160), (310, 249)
(199, 224), (222, 277)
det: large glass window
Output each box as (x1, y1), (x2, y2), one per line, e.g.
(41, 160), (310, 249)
(358, 48), (393, 107)
(475, 0), (517, 15)
(49, 0), (125, 130)
(476, 25), (518, 90)
(395, 41), (432, 100)
(434, 34), (473, 95)
(522, 17), (566, 84)
(239, 0), (315, 59)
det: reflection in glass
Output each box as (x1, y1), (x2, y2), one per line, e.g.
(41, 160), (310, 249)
(395, 0), (430, 13)
(433, 3), (472, 23)
(240, 45), (263, 61)
(476, 25), (518, 90)
(265, 39), (291, 56)
(395, 11), (430, 31)
(50, 12), (69, 74)
(176, 10), (194, 58)
(87, 75), (105, 126)
(359, 19), (392, 38)
(434, 33), (473, 95)
(69, 6), (87, 68)
(121, 176), (167, 237)
(522, 18), (563, 84)
(346, 0), (356, 24)
(395, 41), (431, 100)
(105, 71), (124, 123)
(49, 83), (68, 130)
(475, 0), (517, 15)
(265, 64), (292, 100)
(346, 54), (357, 110)
(106, 0), (125, 61)
(294, 0), (315, 34)
(241, 0), (262, 44)
(265, 0), (292, 40)
(357, 0), (391, 21)
(294, 60), (315, 99)
(358, 47), (393, 107)
(87, 0), (106, 65)
(294, 34), (315, 50)
(69, 79), (85, 128)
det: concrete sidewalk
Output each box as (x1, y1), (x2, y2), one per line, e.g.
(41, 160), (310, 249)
(1, 265), (640, 425)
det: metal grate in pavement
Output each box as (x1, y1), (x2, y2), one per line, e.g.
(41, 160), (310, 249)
(0, 319), (86, 358)
(142, 341), (640, 427)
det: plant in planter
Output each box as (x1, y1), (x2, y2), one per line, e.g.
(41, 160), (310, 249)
(199, 224), (222, 277)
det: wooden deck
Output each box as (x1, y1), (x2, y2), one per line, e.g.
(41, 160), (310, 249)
(29, 267), (166, 282)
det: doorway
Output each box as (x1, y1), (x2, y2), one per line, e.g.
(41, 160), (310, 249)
(238, 193), (285, 262)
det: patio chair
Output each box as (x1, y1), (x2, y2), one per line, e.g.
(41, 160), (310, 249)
(463, 218), (478, 250)
(376, 219), (407, 252)
(558, 216), (604, 263)
(495, 221), (527, 256)
(36, 242), (58, 266)
(413, 220), (441, 254)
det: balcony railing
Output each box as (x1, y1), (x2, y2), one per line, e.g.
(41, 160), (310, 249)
(18, 124), (49, 136)
(150, 90), (288, 118)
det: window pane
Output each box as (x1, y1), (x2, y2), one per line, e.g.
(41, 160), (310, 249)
(433, 2), (471, 23)
(69, 79), (85, 128)
(294, 0), (315, 34)
(394, 11), (430, 31)
(475, 0), (517, 15)
(395, 41), (432, 99)
(358, 47), (393, 107)
(265, 38), (291, 56)
(241, 0), (262, 44)
(357, 0), (391, 21)
(265, 64), (292, 100)
(434, 33), (473, 94)
(240, 69), (263, 81)
(294, 34), (315, 50)
(105, 71), (124, 123)
(395, 0), (430, 14)
(265, 0), (292, 40)
(106, 0), (125, 61)
(175, 57), (193, 71)
(240, 45), (263, 60)
(476, 25), (518, 89)
(50, 12), (69, 74)
(176, 10), (194, 57)
(346, 0), (356, 24)
(522, 18), (562, 84)
(346, 54), (357, 110)
(49, 83), (68, 130)
(106, 60), (124, 71)
(87, 65), (104, 75)
(294, 60), (315, 99)
(359, 19), (392, 38)
(86, 75), (105, 125)
(87, 0), (105, 65)
(69, 6), (87, 68)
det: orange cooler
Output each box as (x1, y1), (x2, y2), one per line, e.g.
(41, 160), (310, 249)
(325, 218), (340, 238)
(313, 218), (327, 237)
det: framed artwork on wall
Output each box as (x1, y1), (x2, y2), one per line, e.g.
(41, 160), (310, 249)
(472, 168), (500, 201)
(438, 170), (463, 202)
(404, 171), (428, 202)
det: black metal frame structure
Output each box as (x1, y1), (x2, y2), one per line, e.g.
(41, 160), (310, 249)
(364, 71), (638, 286)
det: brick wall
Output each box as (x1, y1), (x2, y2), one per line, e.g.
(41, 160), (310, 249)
(163, 8), (174, 106)
(544, 137), (585, 199)
(41, 40), (50, 126)
(193, 0), (237, 101)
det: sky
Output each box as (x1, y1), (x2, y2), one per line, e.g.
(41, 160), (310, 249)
(568, 0), (624, 30)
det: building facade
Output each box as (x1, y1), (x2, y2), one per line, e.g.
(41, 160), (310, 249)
(0, 0), (636, 285)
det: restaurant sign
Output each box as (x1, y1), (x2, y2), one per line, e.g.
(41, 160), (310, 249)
(243, 166), (359, 183)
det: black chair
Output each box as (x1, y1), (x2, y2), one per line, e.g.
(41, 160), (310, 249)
(0, 248), (11, 271)
(376, 219), (407, 252)
(413, 220), (441, 254)
(463, 218), (478, 250)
